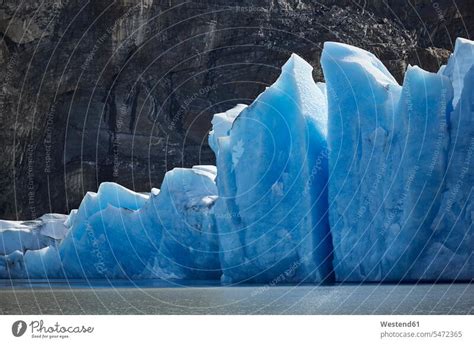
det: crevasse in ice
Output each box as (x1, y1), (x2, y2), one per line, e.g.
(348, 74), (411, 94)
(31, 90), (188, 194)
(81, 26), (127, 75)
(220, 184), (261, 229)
(1, 39), (473, 282)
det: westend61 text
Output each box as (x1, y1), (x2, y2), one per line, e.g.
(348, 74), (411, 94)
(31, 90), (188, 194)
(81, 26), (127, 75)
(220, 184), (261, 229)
(380, 321), (420, 328)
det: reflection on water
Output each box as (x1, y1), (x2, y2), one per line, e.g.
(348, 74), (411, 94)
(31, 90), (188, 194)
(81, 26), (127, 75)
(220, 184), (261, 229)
(0, 280), (472, 315)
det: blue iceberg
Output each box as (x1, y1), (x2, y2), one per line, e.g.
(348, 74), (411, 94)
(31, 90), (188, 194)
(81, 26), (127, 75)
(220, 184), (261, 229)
(0, 214), (68, 278)
(211, 54), (333, 283)
(1, 39), (472, 283)
(321, 39), (471, 282)
(422, 38), (474, 280)
(58, 167), (220, 280)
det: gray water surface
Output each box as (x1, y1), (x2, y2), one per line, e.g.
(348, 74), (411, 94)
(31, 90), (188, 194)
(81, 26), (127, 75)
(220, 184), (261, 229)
(0, 281), (472, 315)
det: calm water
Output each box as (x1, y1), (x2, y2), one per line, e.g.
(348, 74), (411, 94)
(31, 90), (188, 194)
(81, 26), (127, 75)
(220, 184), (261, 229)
(0, 280), (472, 315)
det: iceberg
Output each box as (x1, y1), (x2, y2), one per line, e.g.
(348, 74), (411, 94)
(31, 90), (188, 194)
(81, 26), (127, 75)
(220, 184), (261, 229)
(145, 165), (221, 280)
(441, 38), (474, 108)
(0, 39), (472, 283)
(321, 40), (471, 282)
(58, 182), (153, 278)
(0, 246), (63, 279)
(0, 214), (68, 255)
(211, 54), (333, 283)
(59, 167), (220, 279)
(421, 39), (474, 280)
(208, 104), (248, 154)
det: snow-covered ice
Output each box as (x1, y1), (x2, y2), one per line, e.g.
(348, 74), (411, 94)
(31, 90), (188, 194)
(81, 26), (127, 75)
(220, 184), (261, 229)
(208, 104), (247, 154)
(441, 37), (474, 108)
(0, 214), (68, 255)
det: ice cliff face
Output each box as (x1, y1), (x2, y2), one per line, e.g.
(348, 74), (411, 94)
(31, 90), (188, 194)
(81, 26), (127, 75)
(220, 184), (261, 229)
(1, 38), (472, 283)
(57, 167), (220, 280)
(424, 38), (474, 281)
(322, 43), (452, 281)
(211, 54), (332, 283)
(321, 37), (472, 282)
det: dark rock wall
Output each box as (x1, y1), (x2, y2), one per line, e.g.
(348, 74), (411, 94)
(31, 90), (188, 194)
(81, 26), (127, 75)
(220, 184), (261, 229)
(0, 0), (470, 219)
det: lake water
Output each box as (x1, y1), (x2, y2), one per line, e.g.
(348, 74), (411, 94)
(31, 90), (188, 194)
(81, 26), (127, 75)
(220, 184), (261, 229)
(0, 280), (472, 315)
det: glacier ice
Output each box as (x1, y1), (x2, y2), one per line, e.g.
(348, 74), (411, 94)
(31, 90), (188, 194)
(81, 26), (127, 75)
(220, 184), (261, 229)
(208, 104), (247, 154)
(145, 165), (220, 280)
(422, 39), (474, 280)
(0, 214), (68, 255)
(321, 40), (471, 282)
(58, 167), (220, 279)
(211, 54), (333, 283)
(0, 247), (63, 279)
(0, 39), (473, 283)
(58, 182), (153, 279)
(321, 42), (403, 282)
(442, 38), (474, 108)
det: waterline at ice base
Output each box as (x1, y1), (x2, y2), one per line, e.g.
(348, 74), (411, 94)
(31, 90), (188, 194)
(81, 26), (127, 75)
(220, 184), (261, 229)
(1, 38), (472, 283)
